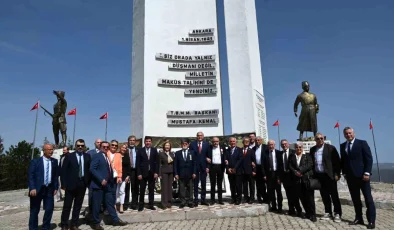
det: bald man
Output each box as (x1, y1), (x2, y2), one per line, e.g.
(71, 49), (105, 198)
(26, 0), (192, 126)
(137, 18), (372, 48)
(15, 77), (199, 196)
(28, 144), (59, 230)
(87, 139), (102, 156)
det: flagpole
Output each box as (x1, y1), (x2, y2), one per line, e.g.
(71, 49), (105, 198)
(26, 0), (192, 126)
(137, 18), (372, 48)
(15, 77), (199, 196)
(72, 113), (76, 148)
(31, 101), (39, 160)
(370, 119), (381, 182)
(105, 117), (108, 141)
(337, 120), (341, 146)
(277, 119), (281, 150)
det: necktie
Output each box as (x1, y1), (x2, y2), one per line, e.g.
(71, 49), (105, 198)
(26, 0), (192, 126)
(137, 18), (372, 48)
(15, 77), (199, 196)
(129, 148), (134, 168)
(78, 154), (83, 178)
(146, 148), (150, 160)
(270, 151), (274, 171)
(183, 150), (186, 161)
(347, 142), (351, 154)
(198, 142), (202, 154)
(284, 151), (288, 171)
(104, 154), (111, 179)
(45, 159), (49, 186)
(243, 148), (247, 157)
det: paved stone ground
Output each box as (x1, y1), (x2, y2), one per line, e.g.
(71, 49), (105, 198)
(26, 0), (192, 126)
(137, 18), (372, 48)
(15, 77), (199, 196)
(1, 202), (393, 229)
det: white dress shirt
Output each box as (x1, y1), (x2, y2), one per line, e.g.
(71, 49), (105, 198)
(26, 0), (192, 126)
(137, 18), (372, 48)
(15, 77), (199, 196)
(271, 150), (277, 171)
(212, 147), (221, 164)
(255, 145), (262, 165)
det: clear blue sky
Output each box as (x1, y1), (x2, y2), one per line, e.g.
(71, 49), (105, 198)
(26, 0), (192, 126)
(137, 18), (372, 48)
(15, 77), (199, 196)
(1, 0), (393, 163)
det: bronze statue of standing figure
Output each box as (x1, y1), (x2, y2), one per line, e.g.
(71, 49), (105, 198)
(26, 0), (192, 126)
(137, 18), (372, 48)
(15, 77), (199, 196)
(294, 81), (319, 140)
(40, 90), (67, 147)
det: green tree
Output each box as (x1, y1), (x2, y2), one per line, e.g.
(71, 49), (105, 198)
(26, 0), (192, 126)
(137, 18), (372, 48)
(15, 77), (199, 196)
(1, 141), (40, 191)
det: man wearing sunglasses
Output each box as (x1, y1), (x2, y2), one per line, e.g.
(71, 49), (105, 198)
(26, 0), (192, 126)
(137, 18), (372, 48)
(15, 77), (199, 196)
(90, 141), (127, 230)
(60, 139), (91, 230)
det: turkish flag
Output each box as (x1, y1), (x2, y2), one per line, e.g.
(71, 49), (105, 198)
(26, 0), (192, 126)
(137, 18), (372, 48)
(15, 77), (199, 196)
(30, 101), (39, 111)
(67, 108), (76, 116)
(369, 119), (373, 130)
(100, 112), (108, 120)
(272, 120), (279, 126)
(334, 122), (339, 128)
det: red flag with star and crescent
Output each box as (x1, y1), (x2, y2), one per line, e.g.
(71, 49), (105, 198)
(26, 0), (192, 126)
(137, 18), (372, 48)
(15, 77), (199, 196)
(100, 112), (108, 120)
(67, 108), (76, 116)
(334, 122), (339, 128)
(272, 120), (279, 126)
(30, 101), (39, 111)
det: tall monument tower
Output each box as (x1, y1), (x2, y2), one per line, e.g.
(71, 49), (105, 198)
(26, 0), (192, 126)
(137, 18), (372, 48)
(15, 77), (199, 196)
(131, 0), (224, 138)
(223, 0), (269, 142)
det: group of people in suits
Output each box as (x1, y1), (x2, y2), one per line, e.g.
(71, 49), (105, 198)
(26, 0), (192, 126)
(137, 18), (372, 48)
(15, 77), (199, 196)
(27, 127), (376, 230)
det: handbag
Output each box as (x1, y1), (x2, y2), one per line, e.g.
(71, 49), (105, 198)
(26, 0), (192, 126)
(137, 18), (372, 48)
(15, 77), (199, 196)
(306, 176), (321, 190)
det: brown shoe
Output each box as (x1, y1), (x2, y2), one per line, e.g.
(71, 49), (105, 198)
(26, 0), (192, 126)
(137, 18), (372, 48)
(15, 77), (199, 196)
(90, 224), (104, 230)
(119, 204), (124, 213)
(113, 219), (128, 226)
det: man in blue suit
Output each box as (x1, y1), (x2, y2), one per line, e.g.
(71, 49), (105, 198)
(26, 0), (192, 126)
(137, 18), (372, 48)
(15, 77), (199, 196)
(28, 143), (59, 230)
(340, 127), (376, 229)
(189, 131), (210, 206)
(60, 139), (91, 230)
(174, 138), (197, 208)
(89, 141), (127, 230)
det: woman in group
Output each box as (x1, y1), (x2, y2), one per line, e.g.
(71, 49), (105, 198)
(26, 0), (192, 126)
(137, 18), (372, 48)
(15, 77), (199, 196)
(157, 141), (175, 209)
(116, 143), (131, 213)
(289, 141), (317, 222)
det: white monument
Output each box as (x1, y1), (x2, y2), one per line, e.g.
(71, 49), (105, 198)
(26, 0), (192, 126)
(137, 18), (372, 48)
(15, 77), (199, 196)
(131, 0), (224, 138)
(223, 0), (269, 142)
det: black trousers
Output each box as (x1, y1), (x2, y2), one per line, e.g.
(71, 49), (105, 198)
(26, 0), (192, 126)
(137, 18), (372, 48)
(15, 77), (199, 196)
(295, 181), (315, 216)
(282, 172), (298, 212)
(255, 166), (267, 202)
(209, 165), (224, 201)
(316, 173), (342, 216)
(60, 180), (87, 227)
(179, 177), (193, 205)
(228, 173), (242, 202)
(267, 171), (283, 209)
(125, 169), (139, 207)
(139, 171), (155, 206)
(242, 174), (253, 201)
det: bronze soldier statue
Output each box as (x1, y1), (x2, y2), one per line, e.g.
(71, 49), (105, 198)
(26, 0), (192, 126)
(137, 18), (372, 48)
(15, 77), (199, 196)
(294, 81), (319, 140)
(41, 90), (67, 147)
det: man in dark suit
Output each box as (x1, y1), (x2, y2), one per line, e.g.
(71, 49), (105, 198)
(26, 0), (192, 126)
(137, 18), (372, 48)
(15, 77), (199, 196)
(252, 136), (268, 204)
(56, 146), (69, 202)
(265, 139), (284, 212)
(174, 138), (197, 208)
(280, 139), (298, 215)
(136, 136), (159, 211)
(124, 135), (140, 210)
(189, 131), (210, 206)
(90, 141), (127, 230)
(28, 143), (59, 230)
(85, 138), (101, 216)
(239, 137), (256, 204)
(206, 136), (226, 205)
(225, 137), (243, 205)
(60, 139), (91, 230)
(340, 127), (376, 229)
(310, 133), (342, 222)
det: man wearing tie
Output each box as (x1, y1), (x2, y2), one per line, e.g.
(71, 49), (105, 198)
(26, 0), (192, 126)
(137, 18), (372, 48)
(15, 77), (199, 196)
(174, 138), (197, 208)
(60, 139), (91, 230)
(90, 141), (127, 230)
(206, 137), (226, 205)
(340, 127), (376, 229)
(136, 136), (159, 211)
(189, 131), (210, 206)
(252, 136), (268, 204)
(225, 137), (242, 205)
(240, 137), (256, 204)
(28, 143), (59, 230)
(125, 135), (140, 210)
(280, 139), (298, 215)
(265, 140), (283, 212)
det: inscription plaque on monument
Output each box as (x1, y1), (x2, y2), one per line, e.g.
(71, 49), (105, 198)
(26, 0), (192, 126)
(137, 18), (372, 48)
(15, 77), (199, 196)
(169, 62), (216, 70)
(178, 36), (214, 43)
(185, 71), (216, 78)
(158, 79), (216, 86)
(156, 53), (215, 62)
(168, 118), (219, 126)
(189, 28), (214, 35)
(167, 109), (219, 117)
(184, 88), (217, 95)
